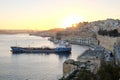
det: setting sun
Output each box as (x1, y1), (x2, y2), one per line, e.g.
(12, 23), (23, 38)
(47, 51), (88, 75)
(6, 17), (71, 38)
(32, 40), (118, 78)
(60, 15), (84, 28)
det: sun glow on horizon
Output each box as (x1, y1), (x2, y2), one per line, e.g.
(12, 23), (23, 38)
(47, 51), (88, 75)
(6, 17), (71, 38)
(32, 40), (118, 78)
(60, 14), (84, 28)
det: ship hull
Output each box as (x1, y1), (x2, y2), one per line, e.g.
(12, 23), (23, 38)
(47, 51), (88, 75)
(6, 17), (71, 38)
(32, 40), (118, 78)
(11, 47), (71, 53)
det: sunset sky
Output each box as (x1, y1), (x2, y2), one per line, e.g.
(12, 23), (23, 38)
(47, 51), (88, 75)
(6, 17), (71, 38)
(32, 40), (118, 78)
(0, 0), (120, 30)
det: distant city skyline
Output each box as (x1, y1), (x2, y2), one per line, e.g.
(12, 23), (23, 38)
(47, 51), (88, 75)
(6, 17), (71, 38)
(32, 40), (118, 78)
(0, 0), (120, 30)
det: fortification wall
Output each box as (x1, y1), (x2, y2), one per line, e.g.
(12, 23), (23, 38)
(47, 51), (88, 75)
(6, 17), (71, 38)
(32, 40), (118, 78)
(117, 37), (120, 45)
(97, 35), (117, 52)
(63, 61), (76, 76)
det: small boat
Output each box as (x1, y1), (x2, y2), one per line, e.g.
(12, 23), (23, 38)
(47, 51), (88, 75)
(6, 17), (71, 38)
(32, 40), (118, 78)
(11, 41), (71, 53)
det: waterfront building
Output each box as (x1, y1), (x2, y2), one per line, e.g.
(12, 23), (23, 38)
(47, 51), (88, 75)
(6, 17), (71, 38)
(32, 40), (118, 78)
(71, 37), (98, 45)
(77, 49), (102, 71)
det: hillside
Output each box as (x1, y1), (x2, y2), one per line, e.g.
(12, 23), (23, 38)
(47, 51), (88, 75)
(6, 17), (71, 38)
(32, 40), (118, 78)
(29, 19), (120, 39)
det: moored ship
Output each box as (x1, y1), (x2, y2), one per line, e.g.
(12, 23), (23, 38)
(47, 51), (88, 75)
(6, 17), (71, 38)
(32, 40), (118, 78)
(11, 41), (71, 53)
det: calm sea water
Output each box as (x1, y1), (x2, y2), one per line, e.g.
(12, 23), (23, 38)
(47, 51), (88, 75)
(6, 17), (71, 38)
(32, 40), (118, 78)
(0, 34), (88, 80)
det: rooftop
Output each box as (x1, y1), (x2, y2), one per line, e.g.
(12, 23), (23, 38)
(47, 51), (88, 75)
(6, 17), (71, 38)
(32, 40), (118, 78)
(78, 49), (103, 60)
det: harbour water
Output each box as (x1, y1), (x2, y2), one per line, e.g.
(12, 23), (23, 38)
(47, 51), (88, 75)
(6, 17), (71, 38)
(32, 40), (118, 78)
(0, 34), (88, 80)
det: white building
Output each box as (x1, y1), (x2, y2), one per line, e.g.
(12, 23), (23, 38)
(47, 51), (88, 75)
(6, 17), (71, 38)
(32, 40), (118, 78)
(71, 38), (98, 45)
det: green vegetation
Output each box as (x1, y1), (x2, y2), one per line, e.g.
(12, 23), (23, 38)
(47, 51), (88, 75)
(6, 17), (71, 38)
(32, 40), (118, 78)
(97, 64), (120, 80)
(76, 68), (94, 80)
(98, 29), (120, 37)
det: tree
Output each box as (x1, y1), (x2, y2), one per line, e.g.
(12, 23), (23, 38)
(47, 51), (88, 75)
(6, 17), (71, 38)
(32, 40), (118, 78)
(97, 64), (120, 80)
(77, 69), (93, 80)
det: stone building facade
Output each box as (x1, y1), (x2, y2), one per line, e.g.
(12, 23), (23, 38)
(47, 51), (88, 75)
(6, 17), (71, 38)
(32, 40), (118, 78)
(97, 35), (120, 52)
